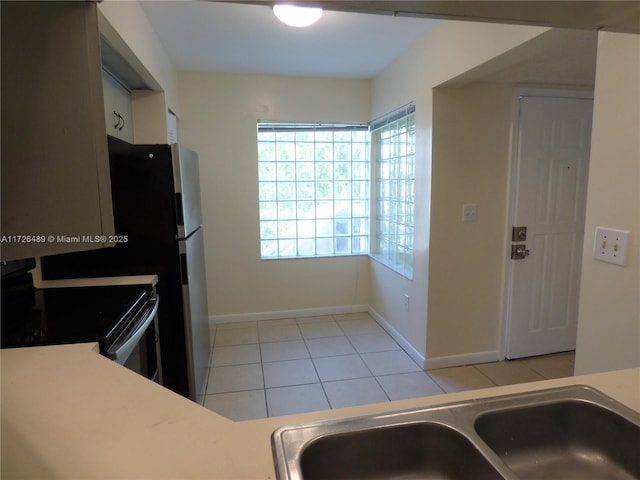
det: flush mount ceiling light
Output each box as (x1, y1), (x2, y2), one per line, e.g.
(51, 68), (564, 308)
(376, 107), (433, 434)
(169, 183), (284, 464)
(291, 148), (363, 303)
(273, 4), (323, 28)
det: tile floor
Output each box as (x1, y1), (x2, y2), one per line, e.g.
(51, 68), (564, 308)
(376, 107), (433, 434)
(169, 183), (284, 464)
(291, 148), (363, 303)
(202, 312), (576, 421)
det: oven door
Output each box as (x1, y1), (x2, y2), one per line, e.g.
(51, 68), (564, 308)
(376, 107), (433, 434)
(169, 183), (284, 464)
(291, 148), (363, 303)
(107, 296), (162, 383)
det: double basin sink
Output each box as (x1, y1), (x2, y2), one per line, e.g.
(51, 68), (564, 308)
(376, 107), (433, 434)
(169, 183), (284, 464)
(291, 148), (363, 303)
(272, 385), (640, 480)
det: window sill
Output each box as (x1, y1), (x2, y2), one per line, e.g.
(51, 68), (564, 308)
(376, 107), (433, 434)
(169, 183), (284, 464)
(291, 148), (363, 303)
(260, 253), (368, 261)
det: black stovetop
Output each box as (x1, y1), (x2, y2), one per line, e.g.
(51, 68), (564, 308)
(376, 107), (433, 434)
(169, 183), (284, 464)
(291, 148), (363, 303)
(1, 282), (152, 349)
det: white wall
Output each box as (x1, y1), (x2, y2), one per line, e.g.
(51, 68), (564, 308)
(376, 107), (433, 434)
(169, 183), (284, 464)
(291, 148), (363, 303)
(575, 32), (640, 374)
(98, 0), (179, 114)
(103, 4), (639, 370)
(370, 21), (548, 362)
(428, 83), (514, 360)
(176, 72), (371, 318)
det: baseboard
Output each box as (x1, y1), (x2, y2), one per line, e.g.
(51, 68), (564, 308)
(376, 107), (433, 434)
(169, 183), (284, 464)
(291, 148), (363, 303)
(209, 306), (500, 372)
(424, 350), (502, 370)
(367, 306), (427, 369)
(209, 304), (369, 326)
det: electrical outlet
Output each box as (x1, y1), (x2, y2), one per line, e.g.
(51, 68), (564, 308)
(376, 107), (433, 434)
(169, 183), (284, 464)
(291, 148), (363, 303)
(593, 227), (630, 266)
(462, 204), (478, 222)
(403, 293), (410, 312)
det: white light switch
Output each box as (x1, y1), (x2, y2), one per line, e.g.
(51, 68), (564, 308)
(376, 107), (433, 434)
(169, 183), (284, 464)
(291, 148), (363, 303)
(462, 203), (478, 222)
(593, 227), (630, 266)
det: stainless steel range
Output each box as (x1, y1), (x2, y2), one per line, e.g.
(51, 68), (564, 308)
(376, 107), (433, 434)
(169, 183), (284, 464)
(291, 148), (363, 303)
(1, 264), (161, 383)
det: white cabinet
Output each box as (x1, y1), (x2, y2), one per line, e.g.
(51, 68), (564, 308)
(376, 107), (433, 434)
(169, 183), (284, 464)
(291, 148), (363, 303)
(103, 70), (134, 143)
(1, 1), (114, 261)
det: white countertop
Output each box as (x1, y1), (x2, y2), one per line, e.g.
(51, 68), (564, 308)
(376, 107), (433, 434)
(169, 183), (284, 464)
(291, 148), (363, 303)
(1, 343), (639, 479)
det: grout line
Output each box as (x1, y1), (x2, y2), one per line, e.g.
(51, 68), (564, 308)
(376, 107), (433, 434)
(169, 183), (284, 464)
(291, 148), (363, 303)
(322, 321), (394, 405)
(471, 365), (500, 387)
(257, 333), (269, 417)
(200, 340), (215, 403)
(427, 373), (452, 394)
(425, 373), (447, 395)
(371, 374), (393, 402)
(206, 315), (576, 419)
(517, 360), (547, 380)
(261, 388), (268, 419)
(301, 333), (332, 410)
(520, 361), (547, 381)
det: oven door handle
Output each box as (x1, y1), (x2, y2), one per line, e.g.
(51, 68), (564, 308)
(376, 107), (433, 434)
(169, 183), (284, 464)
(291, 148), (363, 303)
(107, 296), (159, 365)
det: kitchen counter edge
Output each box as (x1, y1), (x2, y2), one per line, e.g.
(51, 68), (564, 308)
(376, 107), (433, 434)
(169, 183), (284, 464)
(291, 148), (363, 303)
(1, 343), (638, 479)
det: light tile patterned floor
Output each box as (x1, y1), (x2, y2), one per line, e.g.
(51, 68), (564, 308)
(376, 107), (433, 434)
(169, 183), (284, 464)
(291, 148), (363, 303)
(202, 313), (576, 421)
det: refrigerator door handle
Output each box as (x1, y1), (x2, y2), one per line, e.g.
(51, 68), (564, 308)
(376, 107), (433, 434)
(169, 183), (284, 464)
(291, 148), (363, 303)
(171, 144), (203, 238)
(180, 253), (189, 285)
(175, 192), (184, 227)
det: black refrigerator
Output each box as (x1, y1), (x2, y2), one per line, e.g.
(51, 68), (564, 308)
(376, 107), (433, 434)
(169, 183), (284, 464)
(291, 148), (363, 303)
(41, 136), (210, 401)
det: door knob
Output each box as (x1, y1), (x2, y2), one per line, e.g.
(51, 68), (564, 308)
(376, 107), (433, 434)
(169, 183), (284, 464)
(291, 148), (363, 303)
(511, 244), (531, 260)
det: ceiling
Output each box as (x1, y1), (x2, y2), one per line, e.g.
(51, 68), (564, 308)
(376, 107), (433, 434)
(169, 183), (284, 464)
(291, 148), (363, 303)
(239, 1), (640, 33)
(139, 1), (438, 78)
(444, 28), (598, 87)
(138, 0), (610, 85)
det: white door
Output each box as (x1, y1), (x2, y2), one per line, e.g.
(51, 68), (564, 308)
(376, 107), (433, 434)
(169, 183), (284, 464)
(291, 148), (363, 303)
(506, 94), (593, 359)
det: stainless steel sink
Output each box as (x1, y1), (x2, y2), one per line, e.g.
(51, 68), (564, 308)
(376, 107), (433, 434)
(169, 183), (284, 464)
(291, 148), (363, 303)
(272, 386), (640, 480)
(299, 422), (503, 480)
(475, 399), (640, 479)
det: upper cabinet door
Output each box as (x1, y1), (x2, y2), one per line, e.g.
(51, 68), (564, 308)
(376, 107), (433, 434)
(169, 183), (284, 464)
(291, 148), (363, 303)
(1, 1), (114, 261)
(103, 70), (134, 143)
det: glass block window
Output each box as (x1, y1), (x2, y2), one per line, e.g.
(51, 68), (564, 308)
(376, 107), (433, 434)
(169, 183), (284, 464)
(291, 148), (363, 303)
(257, 122), (370, 259)
(371, 103), (416, 278)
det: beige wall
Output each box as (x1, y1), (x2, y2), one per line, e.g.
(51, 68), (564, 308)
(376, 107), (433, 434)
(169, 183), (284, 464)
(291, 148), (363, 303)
(176, 72), (371, 317)
(370, 21), (547, 362)
(102, 5), (639, 370)
(98, 0), (179, 114)
(428, 83), (513, 358)
(575, 32), (640, 374)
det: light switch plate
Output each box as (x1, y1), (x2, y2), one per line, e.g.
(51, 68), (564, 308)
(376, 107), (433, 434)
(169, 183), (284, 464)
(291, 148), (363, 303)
(462, 203), (478, 222)
(593, 227), (630, 266)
